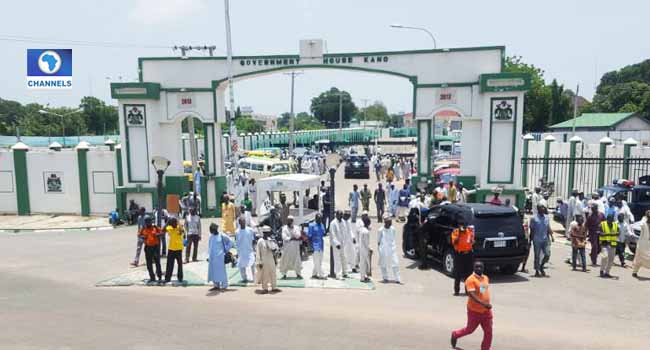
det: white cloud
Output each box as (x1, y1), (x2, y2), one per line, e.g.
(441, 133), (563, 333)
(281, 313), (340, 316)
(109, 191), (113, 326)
(128, 0), (206, 25)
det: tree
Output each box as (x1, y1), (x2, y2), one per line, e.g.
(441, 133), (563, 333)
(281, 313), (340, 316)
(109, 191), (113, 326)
(549, 79), (572, 125)
(504, 56), (574, 132)
(277, 112), (291, 130)
(235, 115), (265, 134)
(80, 96), (118, 135)
(310, 87), (357, 128)
(294, 112), (324, 130)
(504, 56), (552, 132)
(358, 101), (389, 125)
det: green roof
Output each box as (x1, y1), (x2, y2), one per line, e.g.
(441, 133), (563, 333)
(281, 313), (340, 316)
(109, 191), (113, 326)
(549, 113), (636, 129)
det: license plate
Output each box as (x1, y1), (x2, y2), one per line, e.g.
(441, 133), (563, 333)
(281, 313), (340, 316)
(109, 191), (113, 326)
(494, 240), (506, 248)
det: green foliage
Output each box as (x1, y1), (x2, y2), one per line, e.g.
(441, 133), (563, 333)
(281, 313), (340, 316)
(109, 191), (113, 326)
(310, 87), (357, 128)
(591, 61), (650, 118)
(294, 112), (324, 130)
(358, 101), (389, 124)
(0, 96), (118, 136)
(504, 56), (573, 132)
(277, 112), (324, 131)
(235, 115), (265, 134)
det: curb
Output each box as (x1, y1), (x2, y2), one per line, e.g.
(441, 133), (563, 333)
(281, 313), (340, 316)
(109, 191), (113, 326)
(0, 226), (114, 234)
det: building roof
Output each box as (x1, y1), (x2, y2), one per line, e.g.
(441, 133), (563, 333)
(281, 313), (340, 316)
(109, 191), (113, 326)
(548, 113), (636, 129)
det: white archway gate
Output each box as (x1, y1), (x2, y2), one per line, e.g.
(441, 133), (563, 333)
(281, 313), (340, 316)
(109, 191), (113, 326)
(111, 40), (530, 216)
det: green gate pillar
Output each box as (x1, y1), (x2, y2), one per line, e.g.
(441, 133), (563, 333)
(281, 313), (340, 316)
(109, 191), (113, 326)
(76, 141), (91, 216)
(623, 138), (638, 180)
(521, 134), (534, 187)
(224, 134), (230, 158)
(567, 136), (582, 198)
(11, 142), (30, 215)
(239, 133), (246, 150)
(416, 119), (433, 176)
(542, 135), (556, 181)
(598, 136), (613, 188)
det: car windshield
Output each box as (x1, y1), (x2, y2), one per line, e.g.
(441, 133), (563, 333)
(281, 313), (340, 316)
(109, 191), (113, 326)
(472, 214), (521, 234)
(636, 189), (650, 202)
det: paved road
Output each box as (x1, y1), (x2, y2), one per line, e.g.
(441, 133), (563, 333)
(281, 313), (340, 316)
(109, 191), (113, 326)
(1, 164), (648, 349)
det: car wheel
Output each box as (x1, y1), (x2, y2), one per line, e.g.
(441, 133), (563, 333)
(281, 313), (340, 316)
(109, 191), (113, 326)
(500, 264), (519, 275)
(443, 249), (455, 276)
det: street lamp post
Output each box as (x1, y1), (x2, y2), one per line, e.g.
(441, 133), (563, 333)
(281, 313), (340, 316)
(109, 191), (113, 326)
(328, 166), (336, 278)
(284, 71), (303, 153)
(389, 23), (437, 49)
(151, 156), (171, 228)
(390, 23), (438, 158)
(39, 108), (83, 148)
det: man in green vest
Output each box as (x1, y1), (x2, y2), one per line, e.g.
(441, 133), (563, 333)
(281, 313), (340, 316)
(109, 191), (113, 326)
(599, 214), (619, 278)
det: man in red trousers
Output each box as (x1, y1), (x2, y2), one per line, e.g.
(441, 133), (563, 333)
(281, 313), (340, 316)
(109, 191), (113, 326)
(451, 260), (492, 350)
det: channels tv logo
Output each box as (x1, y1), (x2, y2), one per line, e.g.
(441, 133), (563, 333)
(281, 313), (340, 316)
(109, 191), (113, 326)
(26, 49), (72, 89)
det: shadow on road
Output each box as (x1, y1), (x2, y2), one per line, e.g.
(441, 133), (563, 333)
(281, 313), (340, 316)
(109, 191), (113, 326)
(206, 288), (236, 296)
(489, 273), (530, 284)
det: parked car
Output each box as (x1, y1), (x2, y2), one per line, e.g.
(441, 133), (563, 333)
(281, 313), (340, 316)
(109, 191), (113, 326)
(599, 179), (650, 221)
(344, 154), (370, 178)
(415, 203), (528, 275)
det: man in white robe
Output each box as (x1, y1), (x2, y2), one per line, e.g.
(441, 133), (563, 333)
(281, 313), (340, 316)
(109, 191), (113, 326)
(343, 210), (358, 273)
(378, 215), (401, 283)
(256, 230), (279, 293)
(633, 212), (650, 278)
(358, 215), (372, 282)
(279, 216), (303, 279)
(329, 210), (348, 278)
(235, 218), (256, 283)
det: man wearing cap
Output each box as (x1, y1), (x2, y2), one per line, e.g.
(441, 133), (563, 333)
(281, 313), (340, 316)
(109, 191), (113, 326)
(329, 210), (349, 278)
(349, 184), (361, 223)
(279, 193), (290, 226)
(529, 204), (554, 277)
(307, 214), (326, 279)
(531, 187), (542, 215)
(378, 215), (401, 283)
(360, 184), (371, 212)
(280, 215), (303, 279)
(343, 210), (358, 273)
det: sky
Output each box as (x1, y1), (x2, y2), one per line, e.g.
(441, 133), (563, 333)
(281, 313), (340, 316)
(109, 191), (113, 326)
(1, 0), (649, 116)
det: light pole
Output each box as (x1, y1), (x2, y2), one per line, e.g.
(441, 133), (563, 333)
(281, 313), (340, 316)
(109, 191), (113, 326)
(389, 24), (437, 49)
(224, 0), (238, 174)
(284, 71), (303, 153)
(390, 23), (438, 155)
(151, 156), (171, 229)
(338, 92), (343, 143)
(328, 166), (336, 278)
(39, 108), (83, 148)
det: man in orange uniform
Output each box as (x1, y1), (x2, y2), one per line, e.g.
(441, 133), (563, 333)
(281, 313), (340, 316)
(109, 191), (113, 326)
(139, 216), (163, 283)
(451, 261), (493, 350)
(451, 217), (475, 295)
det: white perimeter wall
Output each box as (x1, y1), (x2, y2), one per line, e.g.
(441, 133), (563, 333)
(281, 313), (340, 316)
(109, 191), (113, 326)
(0, 150), (17, 213)
(27, 150), (81, 214)
(87, 151), (117, 215)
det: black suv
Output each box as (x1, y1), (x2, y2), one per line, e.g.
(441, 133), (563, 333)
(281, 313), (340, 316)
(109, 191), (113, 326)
(415, 203), (528, 275)
(344, 155), (370, 178)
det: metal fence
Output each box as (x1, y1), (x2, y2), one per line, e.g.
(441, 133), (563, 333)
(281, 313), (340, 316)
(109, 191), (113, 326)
(521, 157), (650, 198)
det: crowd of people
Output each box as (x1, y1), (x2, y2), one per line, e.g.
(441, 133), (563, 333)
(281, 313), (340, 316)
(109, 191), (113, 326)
(528, 188), (650, 279)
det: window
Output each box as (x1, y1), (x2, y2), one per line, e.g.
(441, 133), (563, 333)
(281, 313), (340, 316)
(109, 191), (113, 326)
(271, 164), (289, 173)
(251, 163), (265, 171)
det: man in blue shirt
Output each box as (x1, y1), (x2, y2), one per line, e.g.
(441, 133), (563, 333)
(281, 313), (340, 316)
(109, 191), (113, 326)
(528, 204), (555, 277)
(349, 184), (361, 223)
(307, 214), (326, 279)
